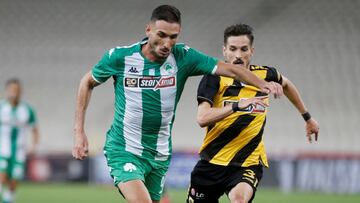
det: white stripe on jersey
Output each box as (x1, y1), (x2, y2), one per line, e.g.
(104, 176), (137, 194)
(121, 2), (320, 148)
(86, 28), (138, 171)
(155, 54), (178, 160)
(0, 103), (12, 158)
(0, 102), (31, 160)
(123, 53), (145, 156)
(15, 105), (29, 162)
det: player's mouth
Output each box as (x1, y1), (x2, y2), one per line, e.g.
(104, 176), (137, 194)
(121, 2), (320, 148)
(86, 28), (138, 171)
(233, 58), (244, 65)
(159, 48), (170, 56)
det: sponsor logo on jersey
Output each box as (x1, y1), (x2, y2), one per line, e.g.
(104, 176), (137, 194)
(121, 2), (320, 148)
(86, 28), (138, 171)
(124, 78), (139, 87)
(223, 99), (266, 113)
(124, 76), (176, 90)
(128, 66), (139, 73)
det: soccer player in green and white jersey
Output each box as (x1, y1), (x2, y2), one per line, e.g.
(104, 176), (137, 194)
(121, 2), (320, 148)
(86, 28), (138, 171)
(0, 79), (39, 203)
(72, 5), (283, 203)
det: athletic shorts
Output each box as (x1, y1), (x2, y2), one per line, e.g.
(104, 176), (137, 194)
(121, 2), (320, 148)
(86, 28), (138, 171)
(187, 160), (263, 203)
(104, 148), (169, 201)
(0, 156), (25, 180)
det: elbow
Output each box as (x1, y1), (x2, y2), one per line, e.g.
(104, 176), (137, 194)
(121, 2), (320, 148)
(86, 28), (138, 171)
(81, 73), (97, 90)
(197, 116), (209, 128)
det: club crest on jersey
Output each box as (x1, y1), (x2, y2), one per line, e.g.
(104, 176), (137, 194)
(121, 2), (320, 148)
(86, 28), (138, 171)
(123, 163), (137, 172)
(162, 62), (175, 74)
(124, 76), (176, 90)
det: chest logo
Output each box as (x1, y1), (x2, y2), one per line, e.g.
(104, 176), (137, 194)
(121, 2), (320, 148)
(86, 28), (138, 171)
(128, 66), (139, 73)
(124, 76), (176, 90)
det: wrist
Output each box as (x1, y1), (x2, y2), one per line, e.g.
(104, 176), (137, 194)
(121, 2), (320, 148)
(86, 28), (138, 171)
(74, 127), (85, 134)
(232, 102), (240, 112)
(302, 112), (311, 122)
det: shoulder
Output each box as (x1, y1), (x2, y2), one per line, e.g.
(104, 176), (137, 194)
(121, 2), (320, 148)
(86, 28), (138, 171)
(250, 65), (282, 82)
(107, 42), (140, 58)
(200, 74), (221, 83)
(250, 65), (278, 71)
(172, 43), (191, 57)
(0, 100), (8, 109)
(20, 101), (35, 113)
(198, 75), (221, 90)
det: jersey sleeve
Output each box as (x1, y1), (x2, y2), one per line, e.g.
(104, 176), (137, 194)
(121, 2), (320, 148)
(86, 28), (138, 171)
(28, 105), (37, 126)
(265, 66), (283, 84)
(184, 46), (219, 76)
(92, 48), (120, 83)
(197, 75), (220, 106)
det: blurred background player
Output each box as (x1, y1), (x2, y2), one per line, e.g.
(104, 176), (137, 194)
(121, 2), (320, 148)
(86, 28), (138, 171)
(72, 5), (282, 203)
(187, 24), (319, 203)
(0, 79), (39, 203)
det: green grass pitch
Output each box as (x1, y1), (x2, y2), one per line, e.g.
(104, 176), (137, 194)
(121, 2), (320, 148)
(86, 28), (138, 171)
(12, 183), (360, 203)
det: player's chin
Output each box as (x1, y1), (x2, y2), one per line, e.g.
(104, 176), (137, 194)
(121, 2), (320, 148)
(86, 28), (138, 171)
(156, 52), (170, 60)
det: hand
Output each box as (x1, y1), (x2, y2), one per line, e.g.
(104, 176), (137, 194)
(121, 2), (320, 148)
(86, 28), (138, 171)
(72, 131), (89, 160)
(305, 118), (319, 143)
(261, 81), (283, 99)
(238, 96), (269, 110)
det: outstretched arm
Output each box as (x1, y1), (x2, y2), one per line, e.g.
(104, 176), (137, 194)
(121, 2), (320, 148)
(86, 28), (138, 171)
(282, 76), (319, 143)
(73, 71), (100, 160)
(215, 61), (283, 98)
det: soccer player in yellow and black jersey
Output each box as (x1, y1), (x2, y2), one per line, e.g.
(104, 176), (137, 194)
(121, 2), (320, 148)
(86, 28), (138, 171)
(186, 24), (320, 203)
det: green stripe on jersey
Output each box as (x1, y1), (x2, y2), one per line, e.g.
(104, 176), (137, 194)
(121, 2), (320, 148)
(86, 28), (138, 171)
(141, 65), (162, 159)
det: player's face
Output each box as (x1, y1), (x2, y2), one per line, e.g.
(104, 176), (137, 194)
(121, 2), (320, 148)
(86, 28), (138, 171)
(146, 20), (181, 61)
(223, 35), (254, 67)
(6, 83), (22, 103)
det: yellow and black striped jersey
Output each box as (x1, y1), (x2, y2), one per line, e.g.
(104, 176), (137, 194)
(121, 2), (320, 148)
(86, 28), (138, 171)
(197, 65), (282, 167)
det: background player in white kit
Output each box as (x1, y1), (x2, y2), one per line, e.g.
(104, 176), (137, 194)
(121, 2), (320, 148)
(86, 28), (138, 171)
(0, 79), (40, 203)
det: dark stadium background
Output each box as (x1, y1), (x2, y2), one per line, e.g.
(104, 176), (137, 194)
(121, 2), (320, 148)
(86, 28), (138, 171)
(0, 0), (359, 202)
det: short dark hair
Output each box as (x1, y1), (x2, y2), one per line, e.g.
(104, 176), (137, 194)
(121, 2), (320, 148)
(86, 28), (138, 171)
(151, 5), (181, 24)
(224, 24), (254, 45)
(5, 78), (21, 87)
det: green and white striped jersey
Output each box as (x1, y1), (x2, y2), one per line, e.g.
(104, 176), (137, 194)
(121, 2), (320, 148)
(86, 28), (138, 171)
(92, 40), (218, 161)
(0, 100), (37, 162)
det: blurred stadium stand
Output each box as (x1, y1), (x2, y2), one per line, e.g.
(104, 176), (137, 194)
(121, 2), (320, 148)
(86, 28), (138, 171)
(1, 0), (359, 193)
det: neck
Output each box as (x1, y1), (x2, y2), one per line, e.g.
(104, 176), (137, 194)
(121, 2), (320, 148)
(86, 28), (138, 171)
(141, 43), (164, 63)
(8, 99), (19, 107)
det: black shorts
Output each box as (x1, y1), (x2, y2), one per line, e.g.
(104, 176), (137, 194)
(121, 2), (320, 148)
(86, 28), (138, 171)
(186, 160), (263, 203)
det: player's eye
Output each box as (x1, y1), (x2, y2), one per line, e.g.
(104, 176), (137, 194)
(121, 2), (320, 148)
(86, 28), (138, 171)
(169, 34), (178, 39)
(229, 46), (237, 51)
(241, 46), (249, 52)
(158, 32), (167, 38)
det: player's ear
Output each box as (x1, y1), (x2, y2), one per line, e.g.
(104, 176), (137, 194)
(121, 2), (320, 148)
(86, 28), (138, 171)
(250, 46), (255, 57)
(222, 45), (226, 58)
(145, 23), (151, 37)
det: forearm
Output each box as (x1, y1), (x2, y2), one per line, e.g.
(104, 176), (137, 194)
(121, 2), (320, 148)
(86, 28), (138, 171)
(284, 80), (307, 114)
(74, 73), (96, 134)
(32, 127), (40, 146)
(232, 65), (266, 88)
(197, 104), (233, 127)
(216, 61), (266, 89)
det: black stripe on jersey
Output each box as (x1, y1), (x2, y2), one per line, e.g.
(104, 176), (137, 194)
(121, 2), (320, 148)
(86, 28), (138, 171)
(197, 75), (221, 106)
(223, 80), (243, 97)
(229, 119), (266, 166)
(200, 114), (256, 161)
(207, 124), (215, 133)
(265, 66), (282, 84)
